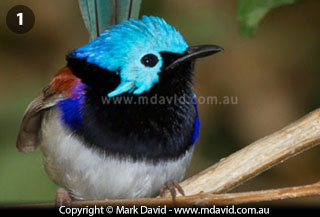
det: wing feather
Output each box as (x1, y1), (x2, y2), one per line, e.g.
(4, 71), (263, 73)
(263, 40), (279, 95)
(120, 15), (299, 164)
(16, 67), (78, 153)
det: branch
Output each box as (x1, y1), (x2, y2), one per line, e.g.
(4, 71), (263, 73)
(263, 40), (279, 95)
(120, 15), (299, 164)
(75, 180), (320, 207)
(6, 181), (320, 208)
(166, 109), (320, 196)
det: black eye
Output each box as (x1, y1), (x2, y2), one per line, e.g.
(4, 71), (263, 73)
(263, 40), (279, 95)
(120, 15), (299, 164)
(141, 54), (159, 67)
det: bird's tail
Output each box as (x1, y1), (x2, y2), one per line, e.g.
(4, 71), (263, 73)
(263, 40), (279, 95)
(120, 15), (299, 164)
(78, 0), (142, 41)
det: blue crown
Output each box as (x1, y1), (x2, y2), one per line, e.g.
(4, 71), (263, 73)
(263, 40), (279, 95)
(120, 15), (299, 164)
(73, 16), (189, 97)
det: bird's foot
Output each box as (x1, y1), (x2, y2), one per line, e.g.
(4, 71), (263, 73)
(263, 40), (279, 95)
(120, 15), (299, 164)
(160, 180), (185, 205)
(55, 188), (72, 207)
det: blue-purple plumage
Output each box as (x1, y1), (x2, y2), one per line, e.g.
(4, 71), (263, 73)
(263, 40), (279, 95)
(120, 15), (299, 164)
(17, 15), (222, 200)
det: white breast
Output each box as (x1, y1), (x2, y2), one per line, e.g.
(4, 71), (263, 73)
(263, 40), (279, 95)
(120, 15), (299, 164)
(40, 109), (194, 200)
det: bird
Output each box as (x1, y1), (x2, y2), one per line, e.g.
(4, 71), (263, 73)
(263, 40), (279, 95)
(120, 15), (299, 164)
(16, 15), (223, 203)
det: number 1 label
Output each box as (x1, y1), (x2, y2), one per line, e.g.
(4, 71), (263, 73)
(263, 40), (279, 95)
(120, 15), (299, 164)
(17, 13), (23, 25)
(7, 5), (35, 34)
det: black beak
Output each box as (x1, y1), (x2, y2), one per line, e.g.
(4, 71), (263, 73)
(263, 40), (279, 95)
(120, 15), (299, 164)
(166, 45), (223, 71)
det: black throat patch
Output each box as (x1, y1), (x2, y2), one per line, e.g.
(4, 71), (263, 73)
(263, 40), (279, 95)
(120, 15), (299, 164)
(66, 52), (197, 163)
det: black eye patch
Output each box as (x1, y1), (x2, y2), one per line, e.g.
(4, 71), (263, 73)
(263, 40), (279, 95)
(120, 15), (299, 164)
(141, 54), (159, 67)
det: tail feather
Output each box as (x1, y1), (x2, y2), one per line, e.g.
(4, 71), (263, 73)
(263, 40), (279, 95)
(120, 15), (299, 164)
(78, 0), (142, 41)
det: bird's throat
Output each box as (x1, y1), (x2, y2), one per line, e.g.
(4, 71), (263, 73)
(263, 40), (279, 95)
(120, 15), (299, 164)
(64, 54), (197, 163)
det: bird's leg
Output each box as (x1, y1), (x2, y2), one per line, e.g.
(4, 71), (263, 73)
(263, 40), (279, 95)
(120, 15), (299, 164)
(55, 188), (72, 207)
(160, 180), (185, 205)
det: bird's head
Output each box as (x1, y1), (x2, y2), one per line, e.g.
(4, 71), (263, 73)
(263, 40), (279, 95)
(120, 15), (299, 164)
(67, 16), (222, 97)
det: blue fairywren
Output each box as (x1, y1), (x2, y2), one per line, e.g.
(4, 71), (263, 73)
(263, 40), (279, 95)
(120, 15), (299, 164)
(16, 16), (222, 201)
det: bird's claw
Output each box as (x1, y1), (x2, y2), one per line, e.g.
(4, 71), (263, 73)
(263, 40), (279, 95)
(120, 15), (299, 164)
(55, 188), (72, 208)
(160, 180), (185, 204)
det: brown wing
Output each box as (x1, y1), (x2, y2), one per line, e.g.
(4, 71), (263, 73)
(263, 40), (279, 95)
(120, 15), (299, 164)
(16, 67), (79, 153)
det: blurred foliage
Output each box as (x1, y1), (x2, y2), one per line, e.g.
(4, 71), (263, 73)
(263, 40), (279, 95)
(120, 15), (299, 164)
(237, 0), (298, 36)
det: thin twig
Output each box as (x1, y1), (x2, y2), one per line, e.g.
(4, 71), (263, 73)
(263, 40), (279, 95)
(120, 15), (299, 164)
(3, 181), (320, 208)
(166, 109), (320, 196)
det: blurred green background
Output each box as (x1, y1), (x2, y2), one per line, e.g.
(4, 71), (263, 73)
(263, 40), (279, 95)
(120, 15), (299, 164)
(1, 0), (320, 205)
